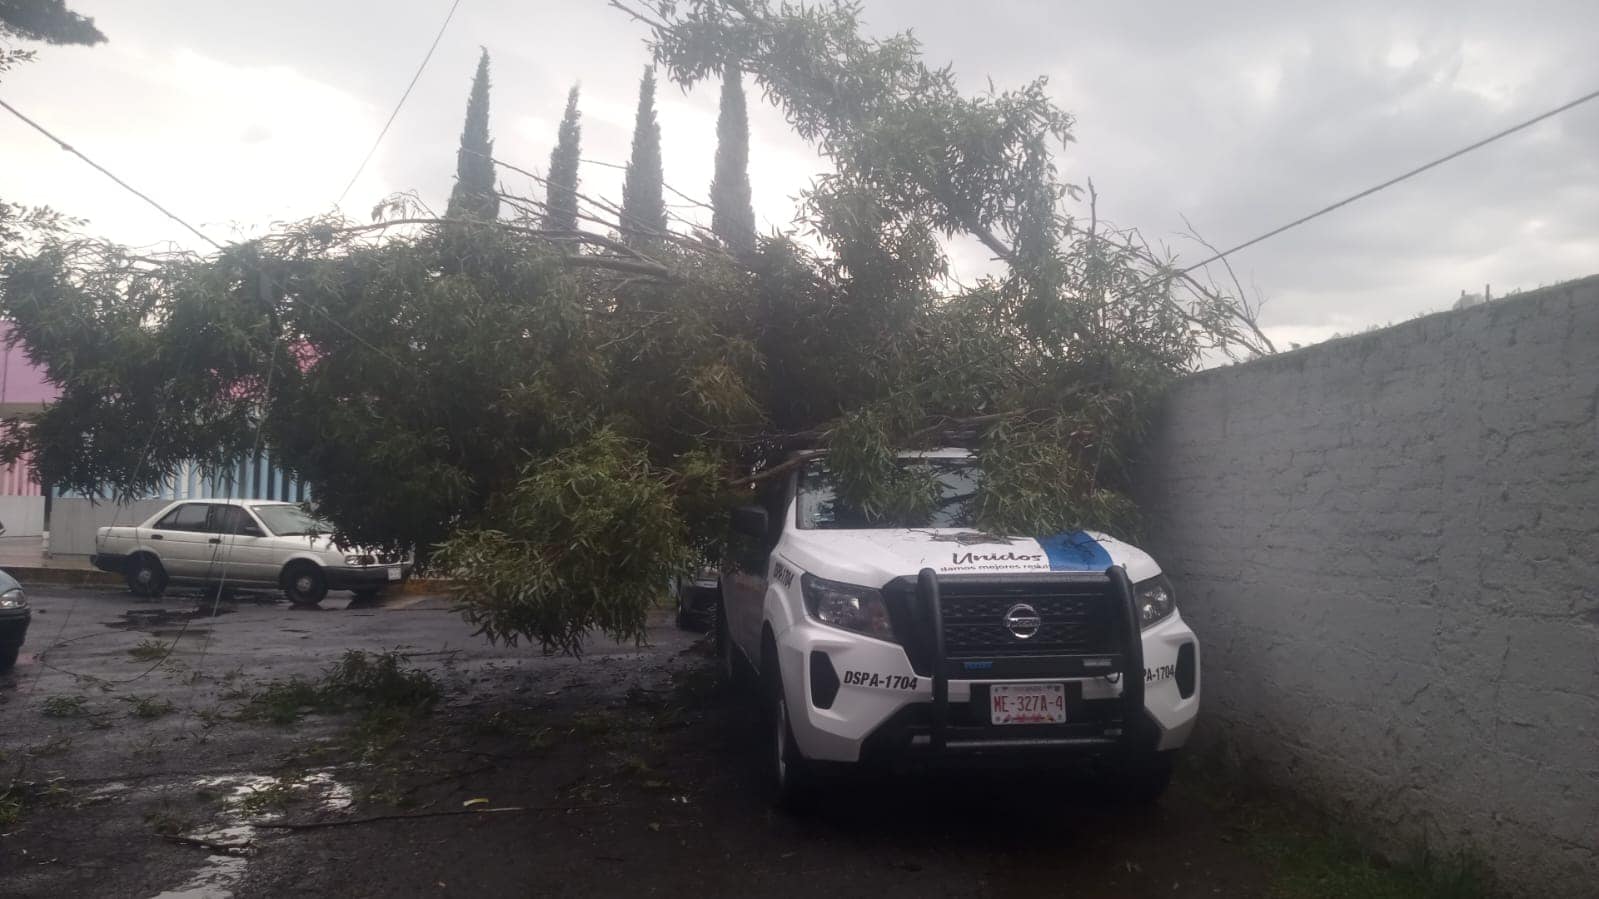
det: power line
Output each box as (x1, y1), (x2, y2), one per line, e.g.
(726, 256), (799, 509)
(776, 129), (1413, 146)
(5, 92), (413, 374)
(0, 96), (222, 250)
(0, 92), (229, 692)
(1174, 85), (1599, 278)
(335, 0), (464, 206)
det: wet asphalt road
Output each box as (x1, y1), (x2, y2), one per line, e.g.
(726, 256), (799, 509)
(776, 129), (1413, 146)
(1, 585), (1280, 899)
(0, 584), (698, 898)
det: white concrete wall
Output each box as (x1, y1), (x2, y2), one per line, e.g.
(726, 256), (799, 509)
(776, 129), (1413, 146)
(1136, 276), (1599, 895)
(48, 498), (171, 558)
(0, 496), (45, 537)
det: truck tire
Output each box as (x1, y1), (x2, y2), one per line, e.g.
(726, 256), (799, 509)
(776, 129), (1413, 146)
(763, 636), (816, 812)
(124, 554), (167, 598)
(282, 564), (328, 607)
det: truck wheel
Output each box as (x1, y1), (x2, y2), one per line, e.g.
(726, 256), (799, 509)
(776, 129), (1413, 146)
(124, 554), (167, 597)
(1119, 751), (1175, 803)
(763, 638), (815, 812)
(282, 564), (328, 607)
(716, 602), (751, 693)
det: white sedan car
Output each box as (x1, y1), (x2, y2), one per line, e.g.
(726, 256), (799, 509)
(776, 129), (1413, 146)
(93, 499), (411, 605)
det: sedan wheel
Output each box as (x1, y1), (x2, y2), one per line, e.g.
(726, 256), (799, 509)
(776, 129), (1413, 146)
(124, 555), (167, 598)
(283, 565), (328, 607)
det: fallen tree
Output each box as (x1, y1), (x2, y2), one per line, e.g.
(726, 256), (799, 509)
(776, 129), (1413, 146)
(0, 0), (1269, 652)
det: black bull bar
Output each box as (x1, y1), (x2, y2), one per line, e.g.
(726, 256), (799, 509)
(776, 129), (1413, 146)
(911, 564), (1150, 756)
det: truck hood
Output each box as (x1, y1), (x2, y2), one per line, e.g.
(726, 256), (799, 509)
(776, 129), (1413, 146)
(780, 527), (1162, 587)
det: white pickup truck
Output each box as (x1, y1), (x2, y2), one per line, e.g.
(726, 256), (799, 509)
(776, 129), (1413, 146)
(718, 449), (1199, 808)
(93, 499), (411, 606)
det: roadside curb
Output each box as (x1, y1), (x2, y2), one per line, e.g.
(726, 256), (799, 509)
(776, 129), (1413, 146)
(0, 565), (123, 586)
(400, 577), (452, 595)
(0, 564), (452, 593)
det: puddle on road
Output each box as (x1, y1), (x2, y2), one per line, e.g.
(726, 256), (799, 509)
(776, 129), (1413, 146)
(146, 768), (356, 899)
(85, 781), (131, 801)
(194, 768), (357, 818)
(301, 771), (354, 812)
(147, 854), (249, 899)
(104, 607), (233, 633)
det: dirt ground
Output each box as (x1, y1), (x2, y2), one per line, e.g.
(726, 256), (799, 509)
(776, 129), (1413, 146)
(0, 585), (1431, 899)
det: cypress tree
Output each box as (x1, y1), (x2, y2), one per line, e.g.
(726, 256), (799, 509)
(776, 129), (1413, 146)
(446, 49), (498, 221)
(544, 84), (582, 233)
(710, 65), (756, 254)
(620, 67), (665, 245)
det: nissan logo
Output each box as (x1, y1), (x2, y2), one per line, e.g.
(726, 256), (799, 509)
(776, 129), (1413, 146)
(1003, 603), (1042, 639)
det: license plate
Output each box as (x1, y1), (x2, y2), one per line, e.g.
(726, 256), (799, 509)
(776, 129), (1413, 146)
(989, 683), (1067, 725)
(386, 567), (402, 582)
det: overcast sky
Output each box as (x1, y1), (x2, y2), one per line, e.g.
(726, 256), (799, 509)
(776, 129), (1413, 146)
(3, 0), (1597, 350)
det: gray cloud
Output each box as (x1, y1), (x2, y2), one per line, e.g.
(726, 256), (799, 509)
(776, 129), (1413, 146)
(859, 0), (1599, 338)
(2, 0), (1594, 346)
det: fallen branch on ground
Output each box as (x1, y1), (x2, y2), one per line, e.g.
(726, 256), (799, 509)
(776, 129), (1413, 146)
(252, 803), (616, 831)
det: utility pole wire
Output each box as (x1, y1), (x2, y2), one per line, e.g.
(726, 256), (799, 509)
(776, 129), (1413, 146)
(1174, 85), (1599, 279)
(0, 97), (222, 250)
(335, 0), (464, 206)
(2, 94), (415, 386)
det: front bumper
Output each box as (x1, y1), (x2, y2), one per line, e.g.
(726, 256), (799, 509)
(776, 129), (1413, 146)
(0, 608), (31, 650)
(324, 564), (412, 591)
(776, 568), (1200, 765)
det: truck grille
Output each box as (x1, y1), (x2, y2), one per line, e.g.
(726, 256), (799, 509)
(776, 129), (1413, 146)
(939, 582), (1117, 657)
(881, 573), (1122, 676)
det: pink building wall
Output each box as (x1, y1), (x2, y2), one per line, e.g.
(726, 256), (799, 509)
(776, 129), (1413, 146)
(0, 323), (60, 408)
(0, 324), (57, 496)
(0, 455), (41, 497)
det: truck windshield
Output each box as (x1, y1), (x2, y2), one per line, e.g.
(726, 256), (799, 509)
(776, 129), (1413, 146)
(796, 458), (979, 529)
(251, 504), (331, 537)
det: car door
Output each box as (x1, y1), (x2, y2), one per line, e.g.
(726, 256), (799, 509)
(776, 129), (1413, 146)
(147, 502), (216, 580)
(207, 505), (276, 587)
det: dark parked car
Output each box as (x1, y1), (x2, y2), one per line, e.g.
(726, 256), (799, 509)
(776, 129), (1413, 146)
(0, 569), (29, 673)
(675, 565), (720, 631)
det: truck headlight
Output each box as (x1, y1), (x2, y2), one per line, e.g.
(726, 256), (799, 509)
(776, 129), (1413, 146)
(1134, 575), (1175, 629)
(0, 587), (27, 610)
(801, 574), (895, 642)
(344, 554), (376, 567)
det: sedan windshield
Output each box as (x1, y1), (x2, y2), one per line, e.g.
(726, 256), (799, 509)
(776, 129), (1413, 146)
(250, 504), (331, 537)
(796, 458), (979, 529)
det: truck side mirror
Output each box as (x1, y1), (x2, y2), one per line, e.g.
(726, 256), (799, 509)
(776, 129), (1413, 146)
(731, 506), (769, 540)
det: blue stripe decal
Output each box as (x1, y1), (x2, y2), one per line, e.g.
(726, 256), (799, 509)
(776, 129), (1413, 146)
(1037, 531), (1113, 572)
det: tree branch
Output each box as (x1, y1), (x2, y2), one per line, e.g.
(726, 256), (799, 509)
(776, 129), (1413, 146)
(252, 803), (616, 831)
(726, 411), (1026, 488)
(314, 218), (674, 279)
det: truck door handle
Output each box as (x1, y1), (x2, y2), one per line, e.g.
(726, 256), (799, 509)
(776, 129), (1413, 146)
(208, 538), (221, 544)
(150, 534), (163, 540)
